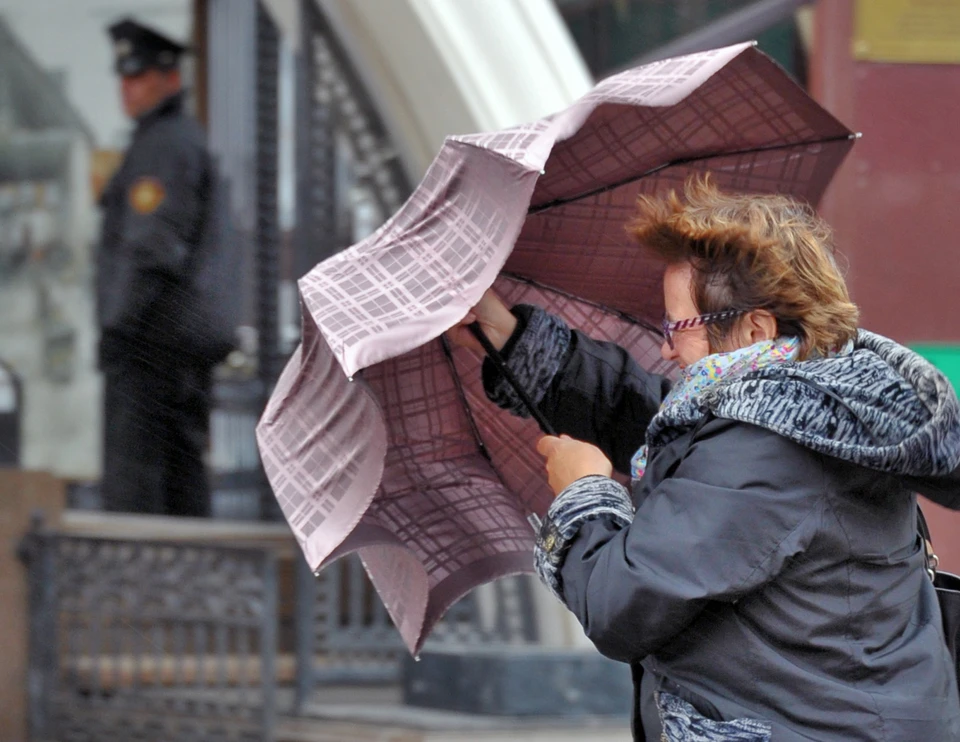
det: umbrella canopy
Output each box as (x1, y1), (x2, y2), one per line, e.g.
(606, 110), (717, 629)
(257, 42), (856, 654)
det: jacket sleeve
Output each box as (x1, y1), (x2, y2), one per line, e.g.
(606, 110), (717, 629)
(483, 304), (671, 474)
(535, 420), (825, 664)
(539, 328), (672, 474)
(112, 131), (209, 331)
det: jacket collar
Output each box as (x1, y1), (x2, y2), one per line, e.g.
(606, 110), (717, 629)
(135, 90), (185, 134)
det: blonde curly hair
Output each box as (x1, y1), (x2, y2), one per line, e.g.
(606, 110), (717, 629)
(627, 175), (859, 360)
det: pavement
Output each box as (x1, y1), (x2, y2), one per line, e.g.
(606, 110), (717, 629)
(277, 687), (632, 742)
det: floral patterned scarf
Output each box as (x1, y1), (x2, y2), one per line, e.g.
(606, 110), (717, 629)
(631, 337), (801, 480)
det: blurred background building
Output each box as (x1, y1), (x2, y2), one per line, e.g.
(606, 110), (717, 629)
(1, 1), (958, 740)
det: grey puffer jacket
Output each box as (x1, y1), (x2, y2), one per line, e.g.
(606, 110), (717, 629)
(484, 305), (960, 742)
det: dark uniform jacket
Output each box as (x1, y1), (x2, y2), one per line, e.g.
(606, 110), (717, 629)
(97, 92), (233, 368)
(486, 305), (960, 741)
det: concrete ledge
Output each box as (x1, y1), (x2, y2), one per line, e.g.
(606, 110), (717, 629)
(401, 644), (632, 718)
(58, 510), (297, 555)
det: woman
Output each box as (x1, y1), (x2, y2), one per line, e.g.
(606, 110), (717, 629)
(448, 177), (960, 741)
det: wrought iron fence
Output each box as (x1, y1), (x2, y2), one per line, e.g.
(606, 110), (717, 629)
(21, 528), (543, 735)
(210, 379), (266, 520)
(22, 531), (278, 742)
(298, 0), (410, 257)
(255, 2), (283, 393)
(293, 554), (540, 709)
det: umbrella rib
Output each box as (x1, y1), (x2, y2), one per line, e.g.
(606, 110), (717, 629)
(501, 272), (664, 337)
(527, 134), (856, 215)
(439, 331), (547, 531)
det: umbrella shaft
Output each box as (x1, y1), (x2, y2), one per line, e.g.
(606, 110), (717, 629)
(467, 322), (557, 436)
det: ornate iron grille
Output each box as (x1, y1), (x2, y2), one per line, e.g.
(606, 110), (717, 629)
(210, 379), (266, 520)
(299, 0), (409, 250)
(254, 2), (286, 522)
(294, 0), (336, 278)
(293, 554), (540, 707)
(255, 2), (283, 391)
(24, 533), (277, 742)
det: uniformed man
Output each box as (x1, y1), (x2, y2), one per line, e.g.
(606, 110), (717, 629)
(98, 18), (231, 516)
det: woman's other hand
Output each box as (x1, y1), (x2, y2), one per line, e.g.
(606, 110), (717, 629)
(446, 288), (518, 354)
(536, 435), (614, 496)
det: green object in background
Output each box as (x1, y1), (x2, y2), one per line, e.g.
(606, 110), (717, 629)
(912, 345), (960, 393)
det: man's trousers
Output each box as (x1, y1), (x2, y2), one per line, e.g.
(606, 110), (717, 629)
(101, 358), (212, 517)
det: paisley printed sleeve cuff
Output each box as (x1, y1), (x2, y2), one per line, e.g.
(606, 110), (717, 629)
(481, 304), (572, 418)
(534, 475), (634, 602)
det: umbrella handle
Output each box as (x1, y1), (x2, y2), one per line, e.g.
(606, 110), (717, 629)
(467, 322), (557, 437)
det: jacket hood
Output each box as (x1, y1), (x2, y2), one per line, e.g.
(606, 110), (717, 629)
(705, 330), (960, 509)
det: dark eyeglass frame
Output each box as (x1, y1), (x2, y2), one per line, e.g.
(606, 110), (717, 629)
(661, 309), (746, 350)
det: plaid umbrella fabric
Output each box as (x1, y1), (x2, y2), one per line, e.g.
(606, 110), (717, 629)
(257, 42), (856, 653)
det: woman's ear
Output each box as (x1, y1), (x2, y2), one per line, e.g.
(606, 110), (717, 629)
(740, 310), (778, 346)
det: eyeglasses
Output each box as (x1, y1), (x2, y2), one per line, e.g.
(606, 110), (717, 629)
(661, 309), (746, 350)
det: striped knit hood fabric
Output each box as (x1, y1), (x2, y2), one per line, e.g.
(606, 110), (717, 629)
(649, 329), (960, 480)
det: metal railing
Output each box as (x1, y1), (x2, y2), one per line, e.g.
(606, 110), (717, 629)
(22, 528), (278, 741)
(210, 378), (266, 520)
(21, 519), (543, 736)
(293, 555), (540, 710)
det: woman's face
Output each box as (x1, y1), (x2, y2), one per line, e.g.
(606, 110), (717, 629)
(660, 262), (778, 368)
(661, 262), (712, 369)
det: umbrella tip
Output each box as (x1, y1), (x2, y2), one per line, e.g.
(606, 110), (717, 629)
(852, 132), (863, 139)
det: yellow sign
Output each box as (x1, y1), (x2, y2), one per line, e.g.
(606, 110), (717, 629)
(854, 0), (960, 64)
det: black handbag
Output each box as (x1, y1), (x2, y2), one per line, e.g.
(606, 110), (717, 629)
(917, 506), (960, 691)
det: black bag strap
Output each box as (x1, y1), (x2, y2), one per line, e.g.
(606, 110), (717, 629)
(917, 505), (940, 582)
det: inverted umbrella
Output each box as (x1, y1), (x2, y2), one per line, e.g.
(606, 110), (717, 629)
(257, 42), (857, 654)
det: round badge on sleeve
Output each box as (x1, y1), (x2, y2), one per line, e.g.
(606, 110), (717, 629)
(128, 177), (166, 214)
